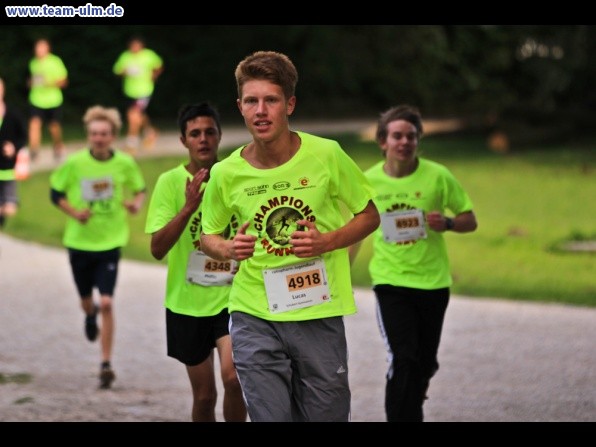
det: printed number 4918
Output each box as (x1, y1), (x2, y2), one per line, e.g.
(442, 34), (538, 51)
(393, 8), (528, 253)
(287, 270), (321, 290)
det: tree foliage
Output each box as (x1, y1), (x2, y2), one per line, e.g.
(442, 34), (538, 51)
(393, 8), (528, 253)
(1, 25), (593, 136)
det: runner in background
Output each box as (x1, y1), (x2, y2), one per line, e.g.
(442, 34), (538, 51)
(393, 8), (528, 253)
(113, 36), (163, 155)
(27, 38), (68, 163)
(145, 103), (246, 422)
(0, 77), (28, 229)
(49, 105), (146, 389)
(353, 105), (478, 422)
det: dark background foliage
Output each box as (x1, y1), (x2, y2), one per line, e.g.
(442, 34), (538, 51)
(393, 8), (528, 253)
(2, 23), (594, 139)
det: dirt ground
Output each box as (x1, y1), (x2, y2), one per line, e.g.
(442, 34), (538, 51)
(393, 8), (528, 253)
(1, 232), (595, 423)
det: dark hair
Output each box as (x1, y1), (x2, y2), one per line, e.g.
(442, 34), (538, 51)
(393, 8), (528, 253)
(128, 35), (145, 46)
(178, 102), (222, 137)
(375, 105), (423, 144)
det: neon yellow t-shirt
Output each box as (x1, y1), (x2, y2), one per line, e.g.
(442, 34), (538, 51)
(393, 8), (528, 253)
(50, 149), (146, 251)
(365, 158), (474, 290)
(201, 131), (375, 322)
(145, 164), (238, 317)
(29, 54), (68, 109)
(113, 49), (163, 99)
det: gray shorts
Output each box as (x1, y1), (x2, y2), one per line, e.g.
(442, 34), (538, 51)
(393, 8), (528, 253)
(0, 180), (18, 206)
(230, 311), (351, 422)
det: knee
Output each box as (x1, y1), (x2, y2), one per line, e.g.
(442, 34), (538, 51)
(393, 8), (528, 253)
(420, 360), (439, 380)
(194, 390), (217, 410)
(99, 299), (113, 314)
(392, 355), (421, 377)
(392, 353), (421, 374)
(3, 204), (17, 217)
(128, 108), (141, 120)
(222, 371), (242, 393)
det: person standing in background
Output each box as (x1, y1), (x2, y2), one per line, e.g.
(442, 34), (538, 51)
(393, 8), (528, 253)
(27, 38), (68, 163)
(49, 105), (146, 389)
(353, 105), (478, 422)
(113, 36), (163, 154)
(0, 77), (27, 229)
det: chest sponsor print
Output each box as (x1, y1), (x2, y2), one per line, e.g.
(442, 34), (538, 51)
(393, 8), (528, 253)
(253, 195), (317, 257)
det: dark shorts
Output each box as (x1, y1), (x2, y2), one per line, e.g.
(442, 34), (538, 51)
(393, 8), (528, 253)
(0, 180), (18, 206)
(29, 105), (63, 123)
(67, 247), (120, 298)
(166, 308), (230, 367)
(126, 97), (151, 112)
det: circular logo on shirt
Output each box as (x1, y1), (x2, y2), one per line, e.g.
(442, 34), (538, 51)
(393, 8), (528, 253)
(266, 208), (304, 246)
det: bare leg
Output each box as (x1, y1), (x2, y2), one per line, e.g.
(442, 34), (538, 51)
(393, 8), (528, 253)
(186, 353), (217, 422)
(141, 112), (158, 150)
(28, 116), (42, 160)
(216, 335), (247, 422)
(99, 294), (114, 363)
(1, 203), (17, 217)
(48, 120), (65, 161)
(80, 295), (95, 315)
(125, 106), (143, 154)
(97, 294), (116, 389)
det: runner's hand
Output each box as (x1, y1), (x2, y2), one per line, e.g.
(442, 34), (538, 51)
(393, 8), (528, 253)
(73, 209), (92, 224)
(184, 168), (208, 212)
(230, 221), (256, 261)
(291, 219), (329, 258)
(426, 211), (447, 232)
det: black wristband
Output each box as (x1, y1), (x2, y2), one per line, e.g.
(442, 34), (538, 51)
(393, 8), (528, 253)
(445, 217), (454, 231)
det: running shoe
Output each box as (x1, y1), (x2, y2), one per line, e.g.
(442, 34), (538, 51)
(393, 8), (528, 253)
(99, 362), (116, 389)
(85, 305), (99, 342)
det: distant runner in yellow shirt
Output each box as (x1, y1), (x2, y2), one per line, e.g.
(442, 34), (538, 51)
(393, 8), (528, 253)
(50, 105), (146, 390)
(27, 38), (68, 162)
(113, 36), (163, 154)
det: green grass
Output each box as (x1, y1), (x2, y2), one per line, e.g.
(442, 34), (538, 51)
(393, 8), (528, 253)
(0, 372), (33, 385)
(4, 132), (595, 307)
(341, 132), (596, 307)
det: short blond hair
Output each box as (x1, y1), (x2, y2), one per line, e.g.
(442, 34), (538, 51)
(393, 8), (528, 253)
(83, 105), (122, 135)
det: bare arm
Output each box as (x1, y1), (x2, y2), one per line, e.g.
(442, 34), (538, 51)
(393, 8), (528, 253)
(426, 210), (478, 233)
(56, 197), (92, 224)
(56, 77), (68, 89)
(150, 169), (207, 260)
(2, 142), (16, 159)
(291, 200), (380, 258)
(124, 190), (146, 215)
(152, 66), (164, 82)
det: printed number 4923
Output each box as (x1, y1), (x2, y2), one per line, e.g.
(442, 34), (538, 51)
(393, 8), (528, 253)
(395, 217), (419, 229)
